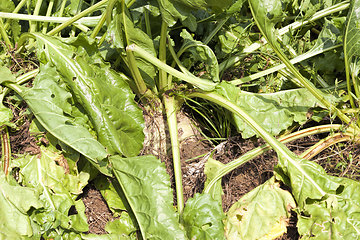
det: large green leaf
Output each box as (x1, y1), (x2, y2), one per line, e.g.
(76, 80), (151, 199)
(111, 155), (186, 240)
(0, 171), (42, 239)
(296, 176), (360, 239)
(182, 193), (226, 240)
(216, 82), (337, 138)
(16, 64), (110, 175)
(224, 177), (295, 240)
(276, 153), (360, 239)
(32, 33), (145, 157)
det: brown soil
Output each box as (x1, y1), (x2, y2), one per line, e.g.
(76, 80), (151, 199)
(82, 185), (116, 234)
(3, 98), (360, 239)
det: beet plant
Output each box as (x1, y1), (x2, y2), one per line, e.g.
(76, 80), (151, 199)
(0, 0), (360, 239)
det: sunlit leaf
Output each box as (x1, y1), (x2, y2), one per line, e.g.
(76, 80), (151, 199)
(216, 82), (337, 138)
(225, 177), (295, 240)
(111, 155), (186, 240)
(31, 33), (145, 157)
(183, 193), (226, 240)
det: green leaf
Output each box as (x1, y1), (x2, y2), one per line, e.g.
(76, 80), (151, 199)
(216, 82), (337, 138)
(249, 0), (350, 125)
(224, 177), (295, 240)
(180, 29), (220, 82)
(344, 0), (360, 97)
(203, 157), (225, 204)
(297, 177), (360, 239)
(276, 155), (340, 208)
(171, 0), (233, 11)
(111, 155), (186, 240)
(16, 64), (110, 175)
(0, 171), (42, 238)
(182, 193), (226, 240)
(155, 0), (197, 30)
(0, 0), (14, 12)
(344, 0), (360, 61)
(107, 6), (157, 88)
(94, 175), (126, 216)
(13, 146), (89, 233)
(276, 154), (360, 239)
(0, 66), (15, 83)
(32, 33), (145, 157)
(105, 212), (137, 236)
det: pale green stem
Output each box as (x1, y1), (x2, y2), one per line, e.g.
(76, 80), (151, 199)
(159, 21), (169, 91)
(127, 44), (217, 91)
(0, 12), (101, 26)
(190, 91), (327, 196)
(98, 32), (107, 46)
(164, 95), (184, 212)
(0, 69), (39, 105)
(1, 127), (11, 176)
(58, 0), (67, 18)
(230, 44), (341, 85)
(2, 69), (39, 96)
(204, 124), (342, 194)
(0, 18), (12, 48)
(126, 49), (149, 96)
(29, 0), (44, 35)
(167, 36), (193, 76)
(144, 9), (152, 37)
(91, 0), (116, 39)
(351, 62), (360, 100)
(90, 11), (107, 39)
(121, 0), (151, 98)
(127, 0), (136, 7)
(42, 0), (55, 34)
(47, 0), (108, 36)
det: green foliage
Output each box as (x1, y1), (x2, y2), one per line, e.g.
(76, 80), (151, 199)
(225, 177), (295, 239)
(111, 155), (187, 239)
(0, 146), (90, 238)
(105, 212), (137, 237)
(274, 152), (360, 238)
(216, 82), (337, 138)
(0, 171), (42, 239)
(106, 4), (157, 88)
(180, 29), (220, 82)
(1, 0), (360, 239)
(15, 63), (110, 175)
(94, 175), (126, 216)
(183, 193), (226, 240)
(31, 33), (145, 158)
